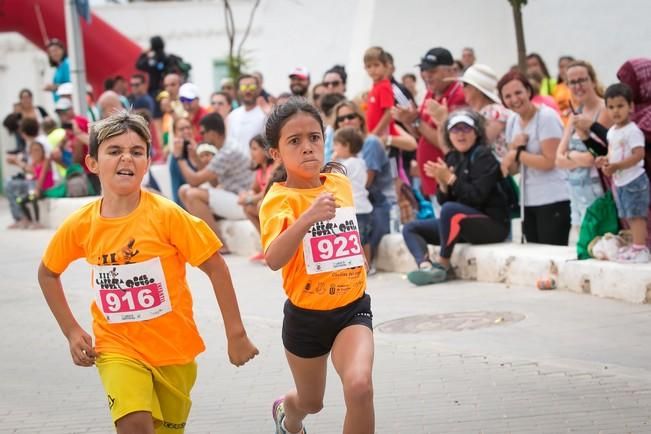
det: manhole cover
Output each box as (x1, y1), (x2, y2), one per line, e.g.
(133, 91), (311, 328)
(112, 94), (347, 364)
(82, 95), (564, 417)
(375, 311), (525, 333)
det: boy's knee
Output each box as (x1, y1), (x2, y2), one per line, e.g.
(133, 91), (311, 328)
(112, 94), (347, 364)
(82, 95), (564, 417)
(115, 411), (155, 434)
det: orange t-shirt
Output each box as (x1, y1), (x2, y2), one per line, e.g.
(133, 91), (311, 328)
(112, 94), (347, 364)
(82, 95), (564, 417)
(259, 172), (366, 311)
(42, 190), (222, 366)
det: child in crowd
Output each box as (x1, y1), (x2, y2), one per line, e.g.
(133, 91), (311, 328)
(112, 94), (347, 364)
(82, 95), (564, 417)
(597, 83), (650, 262)
(195, 142), (218, 170)
(37, 111), (258, 433)
(238, 134), (279, 262)
(333, 126), (374, 263)
(17, 140), (55, 228)
(363, 46), (396, 137)
(259, 98), (375, 434)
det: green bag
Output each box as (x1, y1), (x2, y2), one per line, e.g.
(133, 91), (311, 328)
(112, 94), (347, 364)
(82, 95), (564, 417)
(43, 163), (96, 198)
(576, 191), (620, 259)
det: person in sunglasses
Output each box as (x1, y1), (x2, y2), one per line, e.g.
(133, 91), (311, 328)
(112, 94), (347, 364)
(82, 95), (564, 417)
(403, 110), (510, 285)
(179, 82), (210, 143)
(322, 65), (347, 96)
(226, 74), (266, 156)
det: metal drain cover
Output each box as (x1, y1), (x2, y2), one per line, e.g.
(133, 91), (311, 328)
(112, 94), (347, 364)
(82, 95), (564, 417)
(375, 311), (525, 333)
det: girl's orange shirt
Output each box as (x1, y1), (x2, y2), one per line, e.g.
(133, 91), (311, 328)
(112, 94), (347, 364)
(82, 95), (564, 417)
(259, 173), (367, 310)
(42, 190), (222, 366)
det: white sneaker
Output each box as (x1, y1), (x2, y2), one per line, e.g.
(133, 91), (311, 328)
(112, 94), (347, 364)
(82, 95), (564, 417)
(617, 247), (651, 263)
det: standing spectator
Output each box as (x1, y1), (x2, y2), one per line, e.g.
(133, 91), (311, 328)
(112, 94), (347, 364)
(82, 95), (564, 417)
(96, 91), (123, 120)
(596, 83), (649, 262)
(527, 53), (556, 96)
(499, 71), (570, 245)
(323, 65), (347, 96)
(288, 67), (310, 97)
(175, 113), (253, 251)
(403, 111), (509, 286)
(103, 76), (130, 109)
(226, 74), (266, 155)
(461, 47), (476, 70)
(527, 71), (561, 115)
(179, 82), (209, 142)
(393, 47), (466, 216)
(555, 55), (576, 124)
(364, 47), (396, 136)
(252, 71), (273, 102)
(210, 91), (233, 121)
(129, 73), (155, 115)
(136, 35), (191, 116)
(43, 38), (70, 102)
(311, 83), (326, 107)
(401, 73), (418, 102)
(455, 64), (511, 159)
(555, 60), (611, 231)
(163, 72), (187, 119)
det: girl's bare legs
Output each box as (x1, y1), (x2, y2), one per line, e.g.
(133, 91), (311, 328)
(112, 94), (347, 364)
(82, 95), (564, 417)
(281, 352), (328, 433)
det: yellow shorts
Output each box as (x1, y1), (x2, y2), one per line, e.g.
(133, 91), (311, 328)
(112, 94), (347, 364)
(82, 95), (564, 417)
(96, 353), (197, 433)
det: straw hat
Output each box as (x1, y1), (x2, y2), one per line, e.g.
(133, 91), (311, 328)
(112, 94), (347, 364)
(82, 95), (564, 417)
(456, 64), (501, 103)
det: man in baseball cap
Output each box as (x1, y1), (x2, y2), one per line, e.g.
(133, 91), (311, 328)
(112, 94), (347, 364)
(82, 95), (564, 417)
(288, 66), (310, 97)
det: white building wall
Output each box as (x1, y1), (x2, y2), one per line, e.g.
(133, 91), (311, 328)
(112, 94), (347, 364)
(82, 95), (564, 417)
(1, 0), (651, 159)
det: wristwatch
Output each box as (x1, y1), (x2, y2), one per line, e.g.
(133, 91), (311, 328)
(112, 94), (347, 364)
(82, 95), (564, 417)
(515, 145), (526, 163)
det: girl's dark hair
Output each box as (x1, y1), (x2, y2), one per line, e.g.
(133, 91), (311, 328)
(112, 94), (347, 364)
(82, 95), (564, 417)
(19, 88), (33, 99)
(263, 97), (344, 194)
(442, 110), (486, 151)
(526, 53), (550, 79)
(497, 71), (535, 105)
(557, 55), (575, 83)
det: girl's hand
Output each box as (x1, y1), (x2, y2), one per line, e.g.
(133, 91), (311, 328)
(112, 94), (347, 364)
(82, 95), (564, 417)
(573, 113), (593, 133)
(602, 162), (617, 176)
(227, 333), (259, 367)
(67, 326), (97, 367)
(594, 156), (608, 168)
(304, 192), (337, 224)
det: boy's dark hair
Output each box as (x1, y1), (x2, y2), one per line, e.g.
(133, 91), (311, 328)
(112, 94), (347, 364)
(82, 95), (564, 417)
(319, 93), (346, 117)
(19, 117), (39, 138)
(89, 110), (151, 159)
(263, 97), (344, 193)
(199, 112), (226, 136)
(325, 65), (347, 85)
(334, 126), (365, 155)
(103, 77), (115, 91)
(604, 83), (634, 105)
(3, 112), (21, 134)
(363, 46), (389, 65)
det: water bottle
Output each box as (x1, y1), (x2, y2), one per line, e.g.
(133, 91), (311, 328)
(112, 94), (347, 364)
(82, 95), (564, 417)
(389, 202), (401, 234)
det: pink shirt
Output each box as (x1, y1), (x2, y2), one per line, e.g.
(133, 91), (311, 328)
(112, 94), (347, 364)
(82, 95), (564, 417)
(34, 161), (54, 191)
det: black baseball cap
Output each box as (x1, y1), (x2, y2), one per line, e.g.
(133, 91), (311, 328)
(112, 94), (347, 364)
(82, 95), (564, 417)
(417, 47), (454, 70)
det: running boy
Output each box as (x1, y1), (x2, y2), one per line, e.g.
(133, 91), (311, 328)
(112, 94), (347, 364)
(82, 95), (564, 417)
(38, 111), (258, 433)
(597, 83), (650, 262)
(259, 98), (375, 434)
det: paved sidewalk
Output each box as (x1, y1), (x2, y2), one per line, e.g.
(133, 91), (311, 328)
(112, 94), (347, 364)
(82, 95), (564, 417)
(1, 203), (651, 433)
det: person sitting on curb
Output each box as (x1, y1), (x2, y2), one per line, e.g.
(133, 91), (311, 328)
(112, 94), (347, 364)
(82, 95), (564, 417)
(403, 110), (511, 286)
(174, 113), (252, 253)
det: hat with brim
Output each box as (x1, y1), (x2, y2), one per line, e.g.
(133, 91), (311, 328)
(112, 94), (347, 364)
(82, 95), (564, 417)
(54, 98), (73, 112)
(447, 113), (476, 131)
(196, 143), (218, 156)
(451, 63), (501, 104)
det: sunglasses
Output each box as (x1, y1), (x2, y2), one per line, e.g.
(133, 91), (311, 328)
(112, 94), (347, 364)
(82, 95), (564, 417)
(323, 80), (342, 88)
(568, 77), (590, 87)
(179, 97), (195, 104)
(449, 123), (474, 134)
(336, 113), (358, 123)
(239, 84), (258, 92)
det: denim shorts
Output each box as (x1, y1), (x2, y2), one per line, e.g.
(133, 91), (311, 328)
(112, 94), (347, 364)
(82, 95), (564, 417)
(614, 173), (650, 219)
(568, 177), (603, 225)
(356, 213), (372, 246)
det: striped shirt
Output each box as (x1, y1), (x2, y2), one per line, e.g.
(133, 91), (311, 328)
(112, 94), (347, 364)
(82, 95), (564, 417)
(206, 141), (253, 194)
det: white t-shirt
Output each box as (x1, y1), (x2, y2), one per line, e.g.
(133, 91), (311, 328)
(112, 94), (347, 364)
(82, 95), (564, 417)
(339, 156), (373, 214)
(226, 105), (266, 155)
(607, 122), (646, 187)
(506, 104), (569, 206)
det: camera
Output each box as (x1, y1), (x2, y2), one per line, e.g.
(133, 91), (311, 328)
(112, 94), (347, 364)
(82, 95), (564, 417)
(182, 139), (190, 160)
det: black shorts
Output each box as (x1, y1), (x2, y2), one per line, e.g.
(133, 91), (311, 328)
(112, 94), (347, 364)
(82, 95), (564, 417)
(282, 293), (373, 358)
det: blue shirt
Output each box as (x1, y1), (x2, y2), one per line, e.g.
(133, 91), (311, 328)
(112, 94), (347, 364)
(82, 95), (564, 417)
(362, 135), (394, 205)
(52, 58), (70, 102)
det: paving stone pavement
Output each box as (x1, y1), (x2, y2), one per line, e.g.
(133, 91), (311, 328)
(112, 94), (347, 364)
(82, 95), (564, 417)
(2, 204), (651, 433)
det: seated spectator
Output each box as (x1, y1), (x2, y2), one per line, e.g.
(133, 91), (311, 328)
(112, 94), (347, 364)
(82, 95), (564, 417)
(16, 139), (55, 229)
(237, 135), (279, 262)
(174, 113), (252, 252)
(403, 111), (510, 286)
(168, 117), (198, 205)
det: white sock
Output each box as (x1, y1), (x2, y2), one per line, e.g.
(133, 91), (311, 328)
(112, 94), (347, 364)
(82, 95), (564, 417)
(282, 418), (304, 434)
